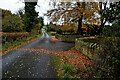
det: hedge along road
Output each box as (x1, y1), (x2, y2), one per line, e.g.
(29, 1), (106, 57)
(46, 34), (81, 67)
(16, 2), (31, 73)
(2, 30), (75, 79)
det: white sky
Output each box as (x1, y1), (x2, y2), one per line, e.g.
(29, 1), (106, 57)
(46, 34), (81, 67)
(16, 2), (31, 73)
(0, 0), (51, 25)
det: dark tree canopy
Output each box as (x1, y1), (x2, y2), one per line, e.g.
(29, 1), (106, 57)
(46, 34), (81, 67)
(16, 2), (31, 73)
(99, 1), (120, 34)
(24, 0), (39, 32)
(38, 17), (44, 29)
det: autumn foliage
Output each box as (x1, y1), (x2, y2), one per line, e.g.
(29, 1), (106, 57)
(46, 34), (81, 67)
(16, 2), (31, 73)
(47, 2), (100, 35)
(61, 24), (77, 33)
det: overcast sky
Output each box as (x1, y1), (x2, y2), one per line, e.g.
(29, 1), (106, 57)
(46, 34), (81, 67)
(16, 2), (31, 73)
(0, 0), (113, 25)
(0, 0), (52, 25)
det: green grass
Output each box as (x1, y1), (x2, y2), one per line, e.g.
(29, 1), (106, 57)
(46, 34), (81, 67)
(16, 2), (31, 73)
(52, 54), (76, 79)
(46, 32), (52, 36)
(47, 31), (56, 36)
(70, 47), (75, 50)
(52, 54), (62, 69)
(42, 26), (47, 30)
(51, 54), (62, 78)
(43, 26), (47, 28)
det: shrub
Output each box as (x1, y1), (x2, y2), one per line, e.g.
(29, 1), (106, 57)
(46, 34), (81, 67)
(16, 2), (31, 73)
(103, 24), (120, 37)
(47, 27), (55, 32)
(31, 30), (41, 35)
(2, 32), (30, 44)
(56, 29), (63, 34)
(93, 37), (120, 79)
(67, 29), (74, 34)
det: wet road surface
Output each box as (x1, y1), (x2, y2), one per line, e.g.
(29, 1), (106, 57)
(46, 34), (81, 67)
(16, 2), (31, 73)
(2, 31), (75, 79)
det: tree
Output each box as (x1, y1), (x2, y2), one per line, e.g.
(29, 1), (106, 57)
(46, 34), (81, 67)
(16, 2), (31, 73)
(47, 1), (99, 35)
(101, 1), (120, 37)
(2, 9), (23, 32)
(61, 23), (77, 33)
(108, 1), (120, 25)
(2, 9), (12, 18)
(99, 1), (120, 34)
(24, 0), (38, 32)
(16, 8), (25, 20)
(47, 21), (58, 31)
(38, 17), (44, 29)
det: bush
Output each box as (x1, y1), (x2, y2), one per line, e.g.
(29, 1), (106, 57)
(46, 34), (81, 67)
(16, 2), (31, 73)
(47, 27), (55, 32)
(2, 32), (30, 44)
(103, 24), (120, 37)
(49, 32), (56, 36)
(2, 9), (24, 32)
(93, 37), (120, 79)
(31, 30), (41, 35)
(67, 29), (74, 34)
(56, 29), (63, 34)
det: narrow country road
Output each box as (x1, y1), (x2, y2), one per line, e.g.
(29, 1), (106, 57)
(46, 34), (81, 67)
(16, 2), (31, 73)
(2, 30), (75, 79)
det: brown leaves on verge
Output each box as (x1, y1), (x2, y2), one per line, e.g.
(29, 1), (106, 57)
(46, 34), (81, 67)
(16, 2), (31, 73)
(51, 37), (61, 41)
(14, 48), (94, 78)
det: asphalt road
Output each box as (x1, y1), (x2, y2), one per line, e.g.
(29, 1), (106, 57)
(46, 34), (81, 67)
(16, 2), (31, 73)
(2, 31), (75, 79)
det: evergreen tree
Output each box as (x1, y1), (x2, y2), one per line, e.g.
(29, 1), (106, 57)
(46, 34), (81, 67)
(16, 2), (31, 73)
(24, 0), (38, 32)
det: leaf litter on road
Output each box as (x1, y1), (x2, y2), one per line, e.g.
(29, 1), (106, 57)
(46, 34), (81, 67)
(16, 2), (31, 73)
(14, 48), (95, 78)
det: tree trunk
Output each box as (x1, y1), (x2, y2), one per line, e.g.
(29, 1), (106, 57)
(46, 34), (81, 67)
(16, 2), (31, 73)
(99, 24), (104, 35)
(99, 2), (103, 35)
(77, 15), (83, 35)
(76, 2), (85, 35)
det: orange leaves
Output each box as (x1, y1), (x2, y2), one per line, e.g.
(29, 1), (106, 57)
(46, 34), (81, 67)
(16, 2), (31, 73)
(51, 37), (61, 41)
(47, 2), (100, 26)
(61, 24), (77, 32)
(11, 47), (94, 78)
(97, 21), (101, 25)
(50, 49), (94, 78)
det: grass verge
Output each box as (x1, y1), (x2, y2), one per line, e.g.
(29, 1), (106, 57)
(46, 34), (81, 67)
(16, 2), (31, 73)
(2, 33), (42, 56)
(51, 50), (93, 79)
(46, 32), (52, 36)
(47, 31), (56, 36)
